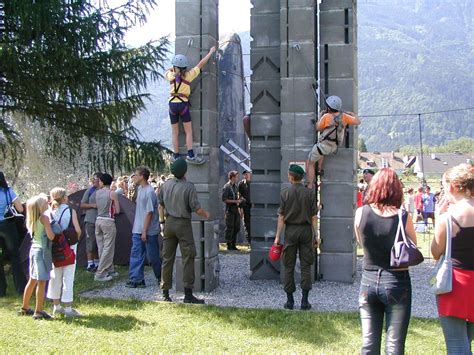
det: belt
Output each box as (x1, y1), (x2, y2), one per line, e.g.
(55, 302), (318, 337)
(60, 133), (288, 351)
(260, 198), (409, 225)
(166, 215), (191, 221)
(285, 223), (311, 226)
(97, 217), (115, 221)
(364, 268), (409, 272)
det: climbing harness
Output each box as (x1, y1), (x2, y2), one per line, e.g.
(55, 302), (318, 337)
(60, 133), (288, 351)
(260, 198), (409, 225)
(319, 113), (345, 149)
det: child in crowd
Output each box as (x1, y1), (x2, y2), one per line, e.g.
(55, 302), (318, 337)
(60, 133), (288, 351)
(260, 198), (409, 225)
(19, 195), (56, 319)
(165, 46), (216, 165)
(47, 188), (82, 317)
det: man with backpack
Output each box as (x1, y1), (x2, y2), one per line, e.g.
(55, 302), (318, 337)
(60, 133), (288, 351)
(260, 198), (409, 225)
(306, 96), (361, 188)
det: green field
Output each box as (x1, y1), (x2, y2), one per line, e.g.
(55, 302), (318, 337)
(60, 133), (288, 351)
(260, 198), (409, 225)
(0, 267), (445, 353)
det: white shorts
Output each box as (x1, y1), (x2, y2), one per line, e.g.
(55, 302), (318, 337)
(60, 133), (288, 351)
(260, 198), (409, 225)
(308, 141), (337, 162)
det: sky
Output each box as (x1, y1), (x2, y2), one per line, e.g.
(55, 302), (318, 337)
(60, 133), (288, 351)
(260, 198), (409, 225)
(124, 0), (251, 47)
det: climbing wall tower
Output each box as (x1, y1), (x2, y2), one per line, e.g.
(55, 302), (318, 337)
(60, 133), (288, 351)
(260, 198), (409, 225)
(249, 0), (282, 279)
(318, 0), (358, 282)
(249, 0), (358, 282)
(174, 0), (220, 291)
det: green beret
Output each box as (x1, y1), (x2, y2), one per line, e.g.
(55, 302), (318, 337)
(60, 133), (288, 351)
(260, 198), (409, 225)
(289, 164), (305, 175)
(171, 158), (187, 178)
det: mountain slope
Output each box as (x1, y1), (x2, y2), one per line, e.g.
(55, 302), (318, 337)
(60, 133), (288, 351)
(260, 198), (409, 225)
(358, 0), (474, 150)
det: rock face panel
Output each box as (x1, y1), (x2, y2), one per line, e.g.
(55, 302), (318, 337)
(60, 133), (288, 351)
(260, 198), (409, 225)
(217, 33), (247, 241)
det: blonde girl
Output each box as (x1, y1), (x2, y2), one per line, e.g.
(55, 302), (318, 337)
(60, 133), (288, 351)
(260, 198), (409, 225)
(19, 195), (55, 320)
(47, 188), (82, 317)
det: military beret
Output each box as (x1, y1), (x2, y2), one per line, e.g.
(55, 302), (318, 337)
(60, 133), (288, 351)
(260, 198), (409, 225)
(171, 158), (187, 178)
(289, 164), (305, 175)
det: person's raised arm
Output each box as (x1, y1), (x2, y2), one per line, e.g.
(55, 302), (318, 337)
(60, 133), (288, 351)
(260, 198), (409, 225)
(40, 215), (56, 240)
(80, 190), (96, 209)
(344, 112), (361, 126)
(196, 46), (217, 69)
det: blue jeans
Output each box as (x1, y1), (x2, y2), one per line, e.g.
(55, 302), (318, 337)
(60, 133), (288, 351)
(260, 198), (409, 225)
(359, 269), (412, 355)
(128, 234), (161, 283)
(439, 316), (474, 355)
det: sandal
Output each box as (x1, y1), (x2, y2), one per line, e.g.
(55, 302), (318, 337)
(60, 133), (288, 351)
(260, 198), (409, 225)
(18, 307), (34, 316)
(33, 311), (53, 320)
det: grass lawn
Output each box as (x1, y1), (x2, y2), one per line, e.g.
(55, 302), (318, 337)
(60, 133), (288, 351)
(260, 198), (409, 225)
(0, 267), (445, 353)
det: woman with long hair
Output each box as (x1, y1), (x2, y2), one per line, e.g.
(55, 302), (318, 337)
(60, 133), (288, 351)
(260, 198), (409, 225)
(0, 172), (26, 296)
(431, 163), (474, 354)
(46, 187), (82, 317)
(354, 168), (418, 354)
(19, 195), (55, 319)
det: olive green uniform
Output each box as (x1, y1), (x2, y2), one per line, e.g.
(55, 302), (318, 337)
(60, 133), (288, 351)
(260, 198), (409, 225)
(278, 182), (317, 293)
(158, 177), (201, 290)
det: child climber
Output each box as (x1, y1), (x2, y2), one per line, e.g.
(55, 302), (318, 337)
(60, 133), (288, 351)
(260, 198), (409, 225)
(165, 46), (217, 164)
(306, 95), (361, 187)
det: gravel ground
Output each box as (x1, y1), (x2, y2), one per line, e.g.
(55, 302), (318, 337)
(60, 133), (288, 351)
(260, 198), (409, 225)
(81, 253), (438, 318)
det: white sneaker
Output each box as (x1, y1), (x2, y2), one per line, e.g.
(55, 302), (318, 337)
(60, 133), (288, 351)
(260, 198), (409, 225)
(94, 274), (113, 282)
(108, 271), (119, 278)
(186, 155), (205, 165)
(53, 307), (65, 317)
(65, 308), (83, 318)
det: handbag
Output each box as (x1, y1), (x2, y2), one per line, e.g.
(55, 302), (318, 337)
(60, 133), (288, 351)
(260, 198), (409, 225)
(429, 214), (453, 295)
(390, 209), (424, 268)
(50, 216), (76, 267)
(3, 189), (24, 220)
(57, 207), (78, 246)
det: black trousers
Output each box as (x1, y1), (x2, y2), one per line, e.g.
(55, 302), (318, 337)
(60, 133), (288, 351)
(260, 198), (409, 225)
(0, 219), (26, 295)
(242, 207), (251, 242)
(225, 211), (240, 244)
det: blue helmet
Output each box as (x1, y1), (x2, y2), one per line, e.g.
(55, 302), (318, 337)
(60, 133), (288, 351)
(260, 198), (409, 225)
(172, 54), (188, 68)
(325, 95), (342, 111)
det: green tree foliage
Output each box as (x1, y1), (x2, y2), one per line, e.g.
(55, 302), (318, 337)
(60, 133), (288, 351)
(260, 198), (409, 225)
(0, 0), (170, 173)
(358, 138), (368, 152)
(399, 137), (474, 156)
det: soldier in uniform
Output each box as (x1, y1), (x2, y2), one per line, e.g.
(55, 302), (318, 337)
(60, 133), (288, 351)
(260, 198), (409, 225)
(273, 165), (319, 310)
(159, 159), (210, 304)
(222, 170), (242, 250)
(238, 170), (252, 244)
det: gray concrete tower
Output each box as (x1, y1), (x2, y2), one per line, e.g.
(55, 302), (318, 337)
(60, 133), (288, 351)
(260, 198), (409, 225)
(174, 0), (220, 292)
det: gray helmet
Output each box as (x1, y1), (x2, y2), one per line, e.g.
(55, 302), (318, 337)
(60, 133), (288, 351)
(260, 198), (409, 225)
(172, 54), (188, 68)
(325, 95), (342, 111)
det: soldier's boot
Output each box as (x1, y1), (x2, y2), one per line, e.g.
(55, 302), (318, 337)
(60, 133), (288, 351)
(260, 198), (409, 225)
(163, 290), (172, 302)
(301, 290), (312, 310)
(184, 288), (205, 304)
(284, 292), (294, 310)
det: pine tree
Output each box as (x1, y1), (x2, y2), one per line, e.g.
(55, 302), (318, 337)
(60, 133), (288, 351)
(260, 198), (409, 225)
(358, 137), (368, 152)
(0, 0), (170, 174)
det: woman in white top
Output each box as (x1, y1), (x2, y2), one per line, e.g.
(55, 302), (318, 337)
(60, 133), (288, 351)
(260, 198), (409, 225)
(404, 188), (415, 215)
(47, 187), (82, 317)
